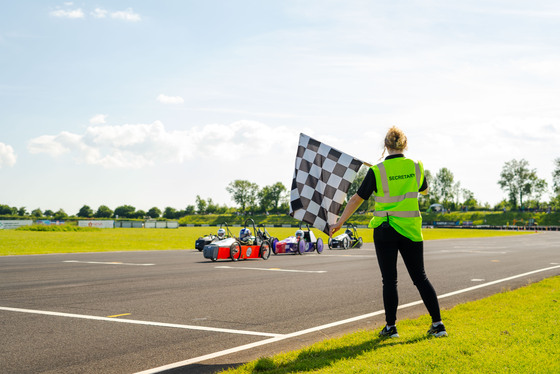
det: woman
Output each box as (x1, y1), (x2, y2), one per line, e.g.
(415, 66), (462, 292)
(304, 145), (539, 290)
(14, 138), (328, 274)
(330, 126), (447, 338)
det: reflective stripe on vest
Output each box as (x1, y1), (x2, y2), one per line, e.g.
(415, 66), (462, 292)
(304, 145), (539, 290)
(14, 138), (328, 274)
(373, 210), (421, 218)
(374, 191), (419, 203)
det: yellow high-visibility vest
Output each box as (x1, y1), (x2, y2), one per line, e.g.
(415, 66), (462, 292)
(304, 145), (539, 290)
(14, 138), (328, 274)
(369, 157), (424, 241)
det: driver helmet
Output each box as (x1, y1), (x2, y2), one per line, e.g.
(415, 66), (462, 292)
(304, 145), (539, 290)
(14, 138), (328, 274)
(239, 228), (251, 240)
(345, 229), (353, 237)
(295, 229), (304, 239)
(217, 228), (226, 239)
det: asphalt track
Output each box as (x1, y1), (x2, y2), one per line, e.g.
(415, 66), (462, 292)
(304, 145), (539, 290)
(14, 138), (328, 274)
(1, 232), (559, 374)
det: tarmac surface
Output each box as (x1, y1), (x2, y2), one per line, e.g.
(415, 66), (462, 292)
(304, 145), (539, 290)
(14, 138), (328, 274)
(1, 231), (559, 373)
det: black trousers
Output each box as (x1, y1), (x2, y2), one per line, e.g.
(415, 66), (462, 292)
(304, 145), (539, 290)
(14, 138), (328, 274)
(373, 224), (441, 326)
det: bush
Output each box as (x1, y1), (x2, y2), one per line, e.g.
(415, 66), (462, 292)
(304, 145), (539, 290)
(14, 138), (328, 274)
(178, 214), (301, 226)
(16, 225), (101, 232)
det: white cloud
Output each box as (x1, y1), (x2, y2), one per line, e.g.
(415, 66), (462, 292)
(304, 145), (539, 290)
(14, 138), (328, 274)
(157, 94), (184, 105)
(27, 120), (298, 169)
(91, 8), (108, 19)
(111, 8), (141, 22)
(50, 8), (84, 19)
(0, 142), (17, 167)
(51, 6), (140, 21)
(89, 114), (107, 125)
(27, 131), (83, 157)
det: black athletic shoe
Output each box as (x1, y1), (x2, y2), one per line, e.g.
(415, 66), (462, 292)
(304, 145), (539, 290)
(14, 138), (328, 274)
(379, 325), (399, 338)
(427, 323), (448, 337)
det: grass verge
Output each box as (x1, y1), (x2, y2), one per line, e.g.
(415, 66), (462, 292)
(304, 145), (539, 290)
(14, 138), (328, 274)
(421, 228), (535, 241)
(0, 227), (534, 256)
(0, 228), (191, 255)
(222, 276), (560, 374)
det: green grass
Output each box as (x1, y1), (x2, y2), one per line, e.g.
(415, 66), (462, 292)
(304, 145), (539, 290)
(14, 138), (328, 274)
(223, 276), (560, 374)
(269, 227), (533, 243)
(0, 227), (192, 255)
(0, 227), (534, 256)
(421, 228), (534, 241)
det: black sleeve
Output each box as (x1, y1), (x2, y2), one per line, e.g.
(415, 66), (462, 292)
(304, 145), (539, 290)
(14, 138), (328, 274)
(357, 168), (376, 200)
(420, 175), (428, 192)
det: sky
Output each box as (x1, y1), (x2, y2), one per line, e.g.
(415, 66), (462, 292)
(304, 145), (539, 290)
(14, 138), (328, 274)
(1, 0), (559, 215)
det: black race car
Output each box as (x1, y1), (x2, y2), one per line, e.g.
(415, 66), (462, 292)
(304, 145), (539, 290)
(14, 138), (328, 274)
(328, 223), (363, 249)
(194, 223), (230, 251)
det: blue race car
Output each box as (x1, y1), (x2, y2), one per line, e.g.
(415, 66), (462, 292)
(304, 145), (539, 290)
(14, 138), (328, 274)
(273, 224), (324, 255)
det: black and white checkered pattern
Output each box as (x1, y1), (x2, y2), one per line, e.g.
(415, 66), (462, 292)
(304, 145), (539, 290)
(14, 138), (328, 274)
(289, 133), (364, 235)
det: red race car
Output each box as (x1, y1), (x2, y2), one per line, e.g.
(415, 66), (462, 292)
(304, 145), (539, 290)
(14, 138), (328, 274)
(202, 219), (272, 261)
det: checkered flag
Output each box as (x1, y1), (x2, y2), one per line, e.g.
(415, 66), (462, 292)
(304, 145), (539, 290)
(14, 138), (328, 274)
(290, 133), (364, 235)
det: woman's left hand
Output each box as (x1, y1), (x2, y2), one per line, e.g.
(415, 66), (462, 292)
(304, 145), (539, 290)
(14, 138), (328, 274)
(329, 221), (343, 237)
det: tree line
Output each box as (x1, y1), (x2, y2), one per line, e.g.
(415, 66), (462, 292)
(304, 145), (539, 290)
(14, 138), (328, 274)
(0, 181), (290, 220)
(349, 158), (559, 213)
(427, 158), (559, 211)
(2, 158), (559, 220)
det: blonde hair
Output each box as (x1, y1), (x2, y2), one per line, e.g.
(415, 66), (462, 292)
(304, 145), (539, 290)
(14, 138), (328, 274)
(382, 126), (408, 158)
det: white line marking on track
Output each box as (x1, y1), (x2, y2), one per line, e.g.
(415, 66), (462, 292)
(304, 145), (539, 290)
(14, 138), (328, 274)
(134, 264), (560, 374)
(0, 307), (281, 338)
(63, 260), (155, 266)
(318, 254), (375, 258)
(215, 266), (327, 273)
(452, 245), (509, 249)
(441, 250), (507, 254)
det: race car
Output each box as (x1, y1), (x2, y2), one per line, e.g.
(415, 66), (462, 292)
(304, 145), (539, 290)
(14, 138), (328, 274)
(257, 224), (279, 252)
(328, 223), (363, 249)
(273, 224), (324, 255)
(194, 223), (230, 251)
(202, 219), (272, 262)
